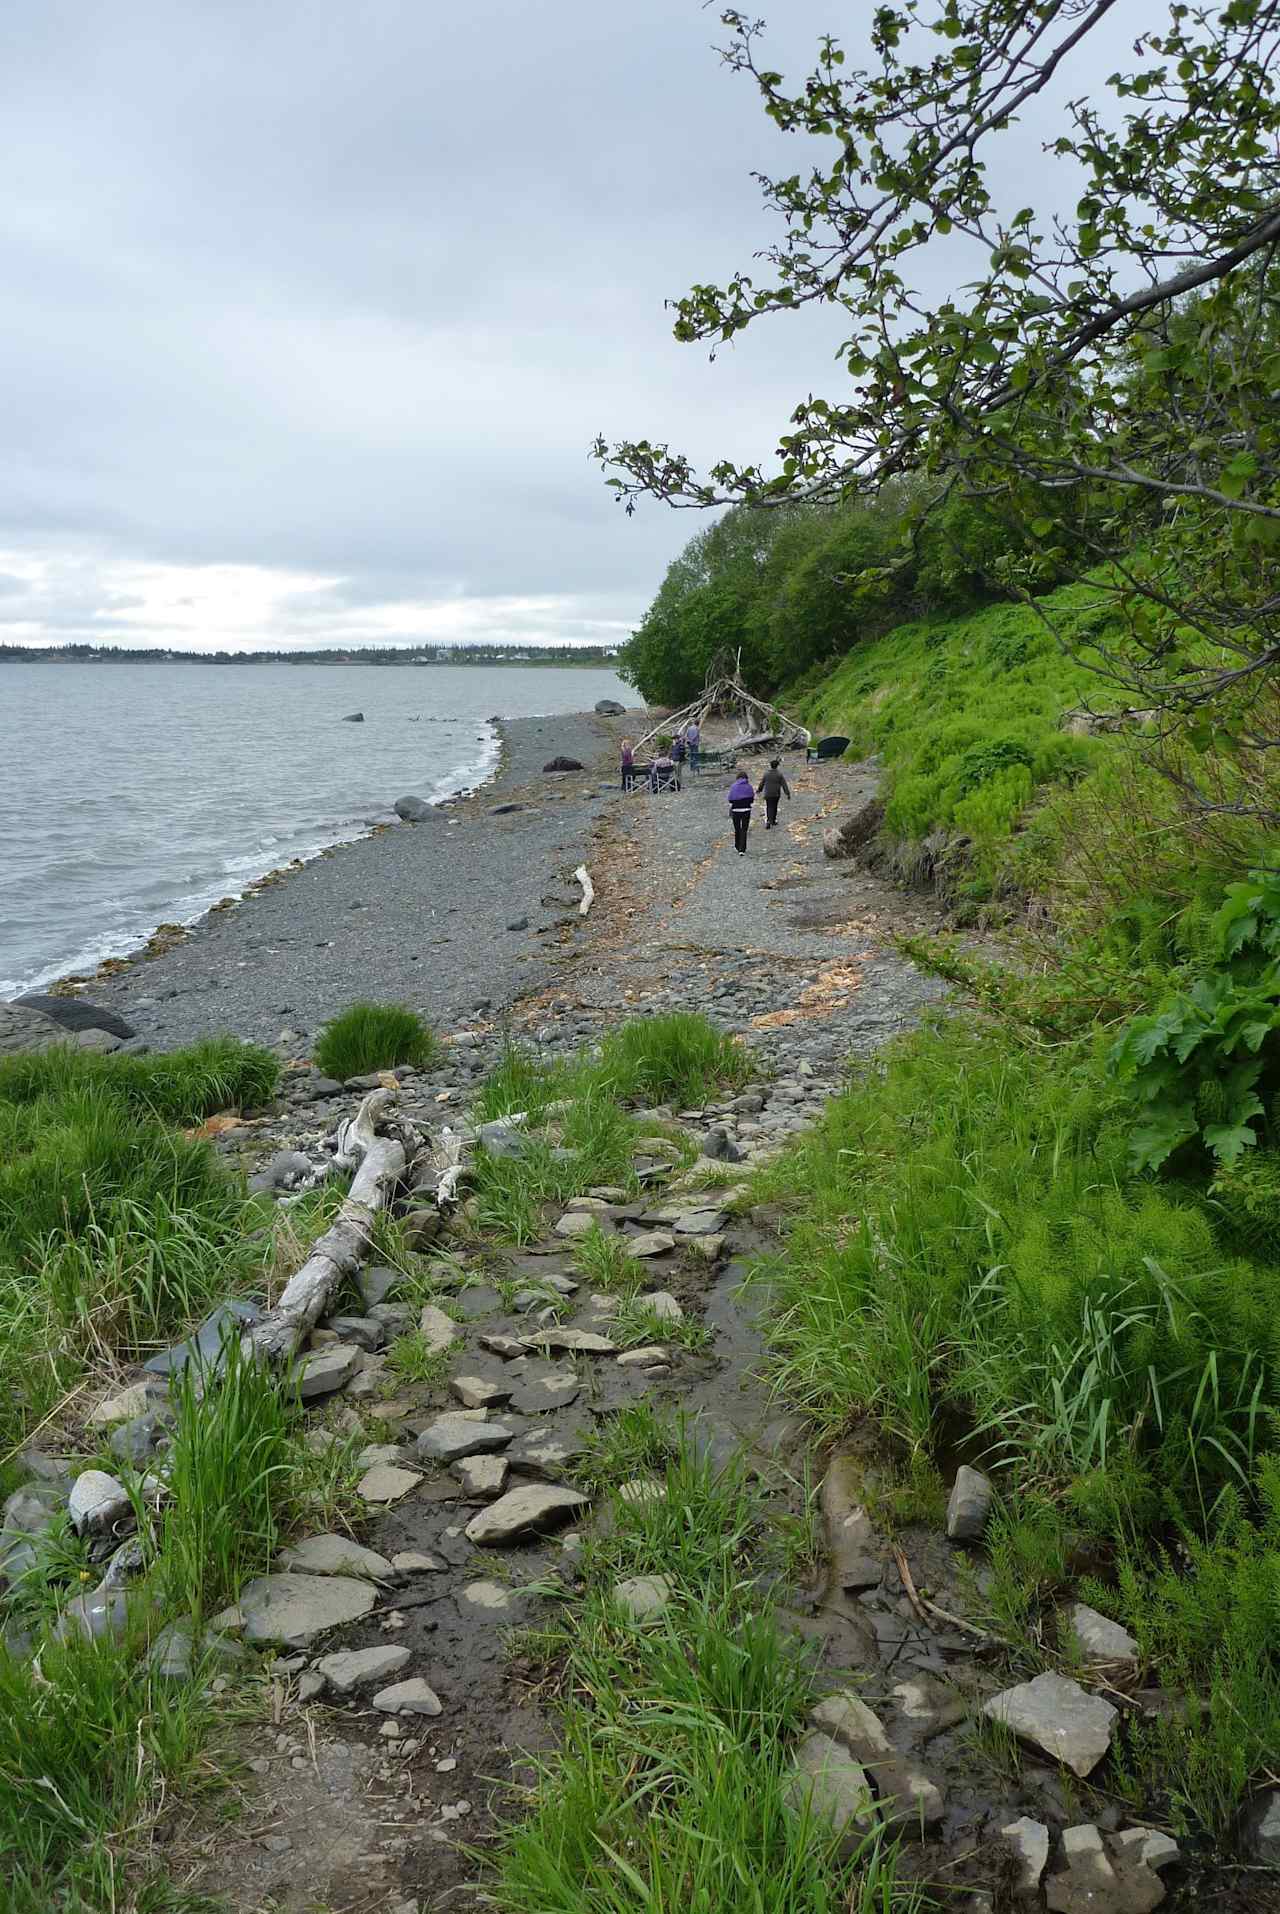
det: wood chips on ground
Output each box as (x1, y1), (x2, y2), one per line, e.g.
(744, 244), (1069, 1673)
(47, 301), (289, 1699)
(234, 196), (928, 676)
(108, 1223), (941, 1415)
(750, 961), (866, 1027)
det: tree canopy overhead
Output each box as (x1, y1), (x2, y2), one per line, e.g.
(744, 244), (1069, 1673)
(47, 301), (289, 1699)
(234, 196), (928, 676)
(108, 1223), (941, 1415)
(598, 1), (1280, 790)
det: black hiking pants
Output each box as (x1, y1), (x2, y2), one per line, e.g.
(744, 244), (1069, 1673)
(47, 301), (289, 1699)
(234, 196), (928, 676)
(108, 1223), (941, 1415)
(731, 809), (751, 853)
(764, 795), (780, 828)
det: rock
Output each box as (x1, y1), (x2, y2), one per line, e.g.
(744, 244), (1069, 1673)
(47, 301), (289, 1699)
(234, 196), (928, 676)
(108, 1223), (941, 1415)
(1045, 1826), (1128, 1914)
(68, 1469), (132, 1537)
(16, 992), (136, 1040)
(248, 1148), (314, 1195)
(479, 1333), (528, 1358)
(506, 916), (529, 932)
(1002, 1817), (1051, 1897)
(984, 1672), (1117, 1778)
(450, 1284), (502, 1319)
(54, 1583), (133, 1645)
(1245, 1789), (1280, 1864)
(277, 1534), (393, 1580)
(523, 1328), (617, 1355)
(810, 1691), (892, 1763)
(404, 1208), (444, 1250)
(672, 1210), (727, 1236)
(1067, 1602), (1139, 1672)
(946, 1465), (993, 1542)
(342, 711), (364, 722)
(100, 1538), (147, 1588)
(394, 796), (433, 822)
(615, 1345), (669, 1367)
(374, 1677), (443, 1716)
(642, 1289), (683, 1319)
(317, 1645), (411, 1693)
(296, 1344), (364, 1400)
(145, 1299), (262, 1376)
(457, 1579), (518, 1613)
(824, 1470), (882, 1591)
(358, 1265), (400, 1309)
(418, 1305), (461, 1355)
(595, 699), (626, 715)
(148, 1619), (195, 1680)
(359, 1465), (422, 1505)
(0, 1486), (63, 1584)
(890, 1676), (967, 1737)
(108, 1408), (174, 1466)
(489, 801), (525, 815)
(236, 1572), (378, 1647)
(368, 1303), (411, 1336)
(875, 1760), (945, 1832)
(392, 1550), (444, 1573)
(507, 1364), (581, 1414)
(415, 1414), (516, 1464)
(554, 1212), (597, 1239)
(701, 1126), (734, 1161)
(87, 1381), (156, 1426)
(628, 1231), (675, 1258)
(613, 1574), (672, 1624)
(465, 1483), (589, 1545)
(783, 1733), (877, 1857)
(542, 755), (585, 772)
(687, 1233), (725, 1264)
(0, 1002), (121, 1055)
(327, 1315), (385, 1353)
(506, 1430), (584, 1481)
(449, 1374), (514, 1409)
(451, 1454), (509, 1499)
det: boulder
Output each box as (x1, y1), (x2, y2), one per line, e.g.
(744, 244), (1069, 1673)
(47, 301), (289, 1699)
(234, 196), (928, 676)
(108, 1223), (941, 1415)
(984, 1671), (1117, 1778)
(276, 1533), (394, 1580)
(414, 1414), (516, 1464)
(236, 1572), (377, 1647)
(465, 1483), (589, 1545)
(783, 1733), (877, 1858)
(595, 699), (626, 716)
(358, 1465), (422, 1505)
(16, 994), (136, 1040)
(642, 1289), (683, 1319)
(946, 1465), (993, 1542)
(296, 1344), (364, 1401)
(542, 755), (585, 773)
(54, 1583), (133, 1645)
(0, 1486), (64, 1585)
(394, 796), (433, 822)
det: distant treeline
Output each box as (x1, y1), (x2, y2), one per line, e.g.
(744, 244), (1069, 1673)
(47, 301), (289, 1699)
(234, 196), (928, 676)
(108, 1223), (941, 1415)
(0, 642), (621, 667)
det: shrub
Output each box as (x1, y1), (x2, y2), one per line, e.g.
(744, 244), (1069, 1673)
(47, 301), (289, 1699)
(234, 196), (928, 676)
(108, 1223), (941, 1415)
(594, 1011), (750, 1107)
(313, 1001), (438, 1079)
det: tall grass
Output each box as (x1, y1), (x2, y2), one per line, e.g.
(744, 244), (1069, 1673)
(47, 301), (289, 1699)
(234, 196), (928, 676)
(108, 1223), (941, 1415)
(0, 1035), (279, 1123)
(594, 1011), (751, 1107)
(313, 1001), (438, 1078)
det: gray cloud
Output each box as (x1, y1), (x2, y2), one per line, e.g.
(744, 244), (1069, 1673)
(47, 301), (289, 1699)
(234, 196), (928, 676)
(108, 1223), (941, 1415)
(0, 2), (1124, 649)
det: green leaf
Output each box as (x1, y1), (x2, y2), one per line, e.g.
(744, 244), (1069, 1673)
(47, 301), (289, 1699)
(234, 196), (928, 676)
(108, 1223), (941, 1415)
(1203, 1119), (1260, 1166)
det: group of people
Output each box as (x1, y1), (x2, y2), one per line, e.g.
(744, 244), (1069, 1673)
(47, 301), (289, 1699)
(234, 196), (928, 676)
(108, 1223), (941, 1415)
(620, 720), (701, 792)
(619, 723), (791, 856)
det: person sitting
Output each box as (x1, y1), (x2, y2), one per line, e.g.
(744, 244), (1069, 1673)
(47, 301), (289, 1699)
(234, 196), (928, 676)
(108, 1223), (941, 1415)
(649, 736), (676, 792)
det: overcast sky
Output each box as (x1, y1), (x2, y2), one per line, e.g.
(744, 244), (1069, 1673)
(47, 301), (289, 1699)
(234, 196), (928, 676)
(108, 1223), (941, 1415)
(0, 2), (1126, 653)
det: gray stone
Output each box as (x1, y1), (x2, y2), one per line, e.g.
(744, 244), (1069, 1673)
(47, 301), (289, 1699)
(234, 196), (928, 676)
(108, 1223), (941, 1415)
(317, 1644), (410, 1692)
(465, 1483), (589, 1545)
(984, 1672), (1117, 1778)
(506, 1430), (584, 1481)
(553, 1211), (596, 1239)
(613, 1574), (672, 1624)
(418, 1304), (461, 1355)
(392, 1550), (444, 1573)
(874, 1760), (945, 1833)
(641, 1289), (683, 1322)
(523, 1328), (616, 1355)
(296, 1344), (364, 1400)
(277, 1533), (393, 1580)
(450, 1283), (501, 1319)
(508, 1364), (580, 1414)
(358, 1464), (422, 1505)
(449, 1373), (514, 1409)
(1045, 1825), (1139, 1914)
(109, 1408), (174, 1466)
(373, 1677), (443, 1715)
(100, 1538), (148, 1588)
(54, 1583), (133, 1645)
(1, 1486), (64, 1584)
(945, 1465), (993, 1542)
(327, 1315), (385, 1353)
(236, 1572), (378, 1647)
(148, 1619), (196, 1680)
(1067, 1602), (1139, 1671)
(1001, 1816), (1051, 1897)
(451, 1454), (509, 1499)
(145, 1299), (262, 1376)
(628, 1231), (675, 1258)
(357, 1264), (399, 1309)
(810, 1691), (892, 1762)
(783, 1733), (876, 1857)
(672, 1210), (727, 1236)
(457, 1579), (518, 1613)
(1245, 1789), (1280, 1865)
(368, 1302), (412, 1335)
(248, 1148), (314, 1195)
(68, 1469), (132, 1537)
(394, 795), (433, 822)
(479, 1333), (529, 1357)
(415, 1414), (516, 1464)
(595, 698), (626, 715)
(88, 1381), (156, 1426)
(1112, 1829), (1180, 1874)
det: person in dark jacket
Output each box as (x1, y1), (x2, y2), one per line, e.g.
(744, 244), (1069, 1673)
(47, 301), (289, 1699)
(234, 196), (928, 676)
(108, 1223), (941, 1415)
(757, 758), (791, 829)
(727, 769), (755, 855)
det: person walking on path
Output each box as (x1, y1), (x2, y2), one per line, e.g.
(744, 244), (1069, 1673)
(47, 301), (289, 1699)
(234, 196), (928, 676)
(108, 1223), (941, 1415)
(727, 768), (755, 855)
(757, 757), (791, 830)
(685, 719), (701, 775)
(620, 738), (636, 791)
(670, 730), (687, 790)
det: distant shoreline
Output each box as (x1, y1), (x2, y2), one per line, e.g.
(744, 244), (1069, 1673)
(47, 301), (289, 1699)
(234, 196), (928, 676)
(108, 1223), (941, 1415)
(0, 649), (623, 669)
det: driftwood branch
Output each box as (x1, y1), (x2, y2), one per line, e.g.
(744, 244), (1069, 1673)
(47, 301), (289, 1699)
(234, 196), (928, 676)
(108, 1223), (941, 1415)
(430, 1128), (466, 1208)
(248, 1112), (406, 1363)
(575, 865), (595, 916)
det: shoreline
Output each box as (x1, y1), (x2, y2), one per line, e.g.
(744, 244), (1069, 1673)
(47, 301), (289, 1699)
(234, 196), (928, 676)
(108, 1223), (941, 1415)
(60, 707), (642, 1050)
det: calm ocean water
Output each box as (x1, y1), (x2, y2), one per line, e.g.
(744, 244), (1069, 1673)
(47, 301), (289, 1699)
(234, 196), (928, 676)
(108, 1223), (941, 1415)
(0, 660), (631, 997)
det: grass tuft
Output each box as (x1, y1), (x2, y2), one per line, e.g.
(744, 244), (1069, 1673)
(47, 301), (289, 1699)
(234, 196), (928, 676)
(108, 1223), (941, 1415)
(312, 1001), (438, 1079)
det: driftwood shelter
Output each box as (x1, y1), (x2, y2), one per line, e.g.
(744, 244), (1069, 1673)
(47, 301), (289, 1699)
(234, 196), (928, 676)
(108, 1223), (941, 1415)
(633, 657), (810, 760)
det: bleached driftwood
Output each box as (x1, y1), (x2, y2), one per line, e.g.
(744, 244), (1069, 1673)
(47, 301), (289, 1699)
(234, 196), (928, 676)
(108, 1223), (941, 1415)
(575, 865), (595, 916)
(634, 651), (810, 758)
(333, 1087), (391, 1172)
(247, 1101), (406, 1362)
(431, 1127), (467, 1208)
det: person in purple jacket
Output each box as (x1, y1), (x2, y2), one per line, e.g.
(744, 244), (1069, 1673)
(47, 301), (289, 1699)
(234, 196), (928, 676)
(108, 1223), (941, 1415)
(727, 768), (755, 855)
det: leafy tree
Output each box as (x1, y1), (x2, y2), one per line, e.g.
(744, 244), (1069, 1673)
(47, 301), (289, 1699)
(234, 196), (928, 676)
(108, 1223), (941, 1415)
(597, 1), (1280, 809)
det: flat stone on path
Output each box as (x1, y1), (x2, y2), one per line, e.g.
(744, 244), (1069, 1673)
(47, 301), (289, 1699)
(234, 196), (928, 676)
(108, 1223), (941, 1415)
(415, 1414), (516, 1463)
(507, 1364), (580, 1414)
(457, 1579), (519, 1614)
(672, 1210), (727, 1235)
(628, 1231), (675, 1258)
(480, 1333), (528, 1358)
(810, 1690), (893, 1762)
(523, 1328), (617, 1355)
(506, 1430), (584, 1480)
(317, 1645), (410, 1693)
(1067, 1602), (1139, 1672)
(418, 1305), (460, 1355)
(237, 1572), (377, 1647)
(784, 1733), (877, 1857)
(393, 1550), (444, 1574)
(277, 1534), (393, 1580)
(613, 1574), (672, 1624)
(642, 1290), (684, 1321)
(554, 1212), (597, 1238)
(451, 1454), (509, 1499)
(984, 1672), (1117, 1778)
(373, 1677), (443, 1716)
(450, 1373), (514, 1409)
(465, 1483), (589, 1545)
(359, 1465), (422, 1505)
(615, 1346), (669, 1367)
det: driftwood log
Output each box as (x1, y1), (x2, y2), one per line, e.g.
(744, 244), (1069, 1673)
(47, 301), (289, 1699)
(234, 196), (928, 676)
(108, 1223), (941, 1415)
(247, 1091), (407, 1362)
(575, 865), (595, 916)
